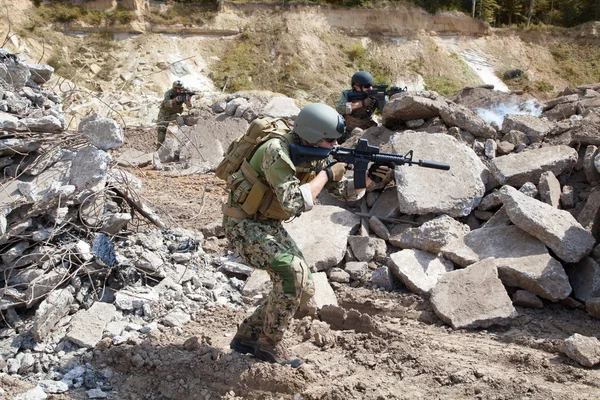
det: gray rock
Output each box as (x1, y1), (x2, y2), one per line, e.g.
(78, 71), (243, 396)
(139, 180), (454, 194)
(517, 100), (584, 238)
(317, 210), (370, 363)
(161, 311), (191, 327)
(389, 249), (453, 295)
(538, 171), (561, 208)
(489, 145), (577, 187)
(392, 131), (487, 217)
(389, 214), (469, 254)
(431, 258), (517, 329)
(564, 333), (600, 367)
(501, 185), (595, 263)
(286, 205), (360, 271)
(347, 236), (387, 262)
(33, 288), (74, 341)
(65, 302), (116, 348)
(512, 290), (544, 309)
(565, 257), (600, 302)
(328, 267), (350, 283)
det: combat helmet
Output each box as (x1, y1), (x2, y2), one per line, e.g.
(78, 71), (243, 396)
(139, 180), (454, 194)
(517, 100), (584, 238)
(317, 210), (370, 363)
(294, 103), (345, 145)
(172, 80), (184, 89)
(351, 71), (374, 87)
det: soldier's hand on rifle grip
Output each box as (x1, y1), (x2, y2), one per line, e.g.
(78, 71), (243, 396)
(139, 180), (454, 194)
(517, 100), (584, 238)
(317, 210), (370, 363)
(362, 96), (375, 108)
(175, 95), (184, 103)
(368, 163), (391, 183)
(325, 162), (347, 182)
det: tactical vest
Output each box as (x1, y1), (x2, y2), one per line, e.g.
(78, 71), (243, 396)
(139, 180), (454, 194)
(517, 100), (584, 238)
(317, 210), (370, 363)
(222, 133), (316, 221)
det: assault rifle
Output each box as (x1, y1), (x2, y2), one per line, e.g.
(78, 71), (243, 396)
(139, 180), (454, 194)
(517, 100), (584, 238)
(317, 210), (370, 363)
(170, 90), (198, 102)
(290, 138), (450, 189)
(346, 84), (408, 107)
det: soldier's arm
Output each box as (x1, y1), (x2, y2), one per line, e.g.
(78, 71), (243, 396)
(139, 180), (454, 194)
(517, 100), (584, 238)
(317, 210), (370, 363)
(262, 140), (316, 214)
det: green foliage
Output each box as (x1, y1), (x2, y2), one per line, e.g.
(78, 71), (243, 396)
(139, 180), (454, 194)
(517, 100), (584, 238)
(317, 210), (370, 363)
(83, 11), (104, 26)
(347, 44), (366, 61)
(423, 75), (462, 96)
(35, 4), (87, 23)
(145, 3), (217, 25)
(549, 42), (600, 87)
(106, 8), (135, 25)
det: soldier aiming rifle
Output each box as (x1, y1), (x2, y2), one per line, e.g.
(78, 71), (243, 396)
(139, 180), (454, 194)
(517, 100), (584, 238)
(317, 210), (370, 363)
(156, 80), (196, 149)
(335, 71), (407, 144)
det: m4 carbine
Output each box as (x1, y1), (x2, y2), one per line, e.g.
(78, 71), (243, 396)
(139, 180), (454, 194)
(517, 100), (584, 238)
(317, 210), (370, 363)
(170, 90), (198, 101)
(290, 138), (450, 189)
(346, 84), (407, 108)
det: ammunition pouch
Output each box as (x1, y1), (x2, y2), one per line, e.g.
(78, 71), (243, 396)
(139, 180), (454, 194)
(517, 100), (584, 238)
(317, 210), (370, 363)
(224, 159), (292, 221)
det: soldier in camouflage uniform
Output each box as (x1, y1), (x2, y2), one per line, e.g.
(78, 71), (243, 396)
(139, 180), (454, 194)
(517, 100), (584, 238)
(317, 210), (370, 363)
(156, 80), (192, 149)
(223, 103), (391, 367)
(335, 71), (386, 144)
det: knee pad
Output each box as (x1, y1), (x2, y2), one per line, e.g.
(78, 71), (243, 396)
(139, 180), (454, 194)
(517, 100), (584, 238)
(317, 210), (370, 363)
(270, 253), (313, 299)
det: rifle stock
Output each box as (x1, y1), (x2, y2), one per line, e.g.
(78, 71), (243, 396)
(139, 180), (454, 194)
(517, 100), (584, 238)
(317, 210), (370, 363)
(289, 138), (450, 189)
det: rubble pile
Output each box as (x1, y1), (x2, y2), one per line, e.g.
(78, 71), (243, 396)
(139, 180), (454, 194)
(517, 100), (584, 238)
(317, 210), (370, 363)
(172, 84), (600, 367)
(0, 51), (254, 398)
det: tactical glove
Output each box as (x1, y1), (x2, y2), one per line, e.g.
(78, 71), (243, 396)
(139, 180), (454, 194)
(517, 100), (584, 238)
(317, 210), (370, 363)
(325, 162), (347, 182)
(362, 96), (375, 108)
(368, 163), (392, 183)
(175, 95), (184, 103)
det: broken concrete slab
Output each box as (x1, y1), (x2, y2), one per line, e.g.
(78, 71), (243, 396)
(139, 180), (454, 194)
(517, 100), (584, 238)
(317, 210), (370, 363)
(489, 145), (577, 187)
(430, 258), (517, 329)
(391, 131), (487, 217)
(441, 224), (548, 267)
(500, 185), (595, 263)
(285, 205), (361, 271)
(388, 249), (453, 295)
(65, 302), (116, 348)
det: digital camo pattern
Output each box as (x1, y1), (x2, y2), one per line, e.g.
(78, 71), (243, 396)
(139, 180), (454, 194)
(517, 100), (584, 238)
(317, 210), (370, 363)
(223, 215), (313, 342)
(224, 135), (361, 342)
(261, 137), (360, 207)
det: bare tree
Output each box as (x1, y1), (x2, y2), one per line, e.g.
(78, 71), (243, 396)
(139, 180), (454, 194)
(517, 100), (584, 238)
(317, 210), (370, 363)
(472, 0), (477, 18)
(527, 0), (535, 27)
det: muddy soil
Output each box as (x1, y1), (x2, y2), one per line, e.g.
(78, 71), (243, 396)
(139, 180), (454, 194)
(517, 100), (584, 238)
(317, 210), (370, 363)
(86, 127), (600, 400)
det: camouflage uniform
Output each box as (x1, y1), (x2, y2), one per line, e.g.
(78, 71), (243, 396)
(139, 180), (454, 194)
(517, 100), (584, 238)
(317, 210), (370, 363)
(156, 88), (187, 148)
(335, 90), (388, 143)
(223, 134), (360, 343)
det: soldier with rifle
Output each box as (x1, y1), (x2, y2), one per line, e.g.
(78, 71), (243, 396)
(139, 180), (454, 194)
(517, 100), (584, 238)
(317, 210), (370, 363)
(155, 80), (196, 149)
(335, 71), (406, 143)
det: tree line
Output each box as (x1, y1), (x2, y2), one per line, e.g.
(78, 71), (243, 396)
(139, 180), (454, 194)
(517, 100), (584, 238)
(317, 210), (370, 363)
(53, 0), (600, 28)
(410, 0), (598, 27)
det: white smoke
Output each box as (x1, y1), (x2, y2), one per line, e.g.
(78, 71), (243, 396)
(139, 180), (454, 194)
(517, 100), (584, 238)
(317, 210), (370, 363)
(475, 98), (543, 129)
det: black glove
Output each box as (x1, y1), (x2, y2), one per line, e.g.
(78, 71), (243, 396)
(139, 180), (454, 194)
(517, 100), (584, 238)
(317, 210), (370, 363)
(324, 162), (347, 182)
(362, 96), (375, 108)
(368, 163), (392, 183)
(175, 95), (184, 103)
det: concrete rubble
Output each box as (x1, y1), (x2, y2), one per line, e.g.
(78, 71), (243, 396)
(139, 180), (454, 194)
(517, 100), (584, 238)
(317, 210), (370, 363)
(3, 53), (600, 399)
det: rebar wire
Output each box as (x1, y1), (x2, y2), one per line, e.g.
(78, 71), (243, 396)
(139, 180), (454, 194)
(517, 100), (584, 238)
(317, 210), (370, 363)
(1, 3), (12, 49)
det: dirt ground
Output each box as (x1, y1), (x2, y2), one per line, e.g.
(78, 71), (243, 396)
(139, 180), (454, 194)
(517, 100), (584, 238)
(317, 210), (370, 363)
(87, 126), (600, 400)
(3, 2), (600, 399)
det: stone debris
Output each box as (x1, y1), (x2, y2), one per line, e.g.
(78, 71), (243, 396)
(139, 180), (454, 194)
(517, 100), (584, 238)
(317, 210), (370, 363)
(4, 52), (600, 399)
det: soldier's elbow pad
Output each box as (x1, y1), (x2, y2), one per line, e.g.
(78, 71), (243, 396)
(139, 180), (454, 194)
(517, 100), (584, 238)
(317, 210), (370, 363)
(345, 102), (352, 114)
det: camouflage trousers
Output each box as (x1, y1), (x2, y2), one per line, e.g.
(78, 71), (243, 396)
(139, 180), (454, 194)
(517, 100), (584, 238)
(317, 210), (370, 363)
(223, 215), (315, 343)
(156, 110), (178, 149)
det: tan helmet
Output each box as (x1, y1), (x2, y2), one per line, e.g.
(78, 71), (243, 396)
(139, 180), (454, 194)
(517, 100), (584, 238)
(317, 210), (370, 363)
(293, 103), (345, 145)
(172, 80), (184, 89)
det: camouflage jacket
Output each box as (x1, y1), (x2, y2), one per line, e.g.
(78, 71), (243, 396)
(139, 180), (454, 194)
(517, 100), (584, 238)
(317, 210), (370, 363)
(335, 89), (386, 119)
(228, 135), (361, 220)
(159, 88), (187, 115)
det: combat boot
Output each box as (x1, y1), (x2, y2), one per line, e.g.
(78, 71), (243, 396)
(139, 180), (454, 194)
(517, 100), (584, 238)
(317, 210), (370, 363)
(230, 333), (257, 355)
(254, 335), (302, 368)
